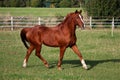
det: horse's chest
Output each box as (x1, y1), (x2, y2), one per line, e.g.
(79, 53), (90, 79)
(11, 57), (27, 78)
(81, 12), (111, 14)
(69, 36), (76, 46)
(64, 35), (76, 47)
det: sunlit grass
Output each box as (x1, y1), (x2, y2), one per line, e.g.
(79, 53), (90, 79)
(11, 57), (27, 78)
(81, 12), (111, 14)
(0, 8), (82, 17)
(0, 29), (120, 80)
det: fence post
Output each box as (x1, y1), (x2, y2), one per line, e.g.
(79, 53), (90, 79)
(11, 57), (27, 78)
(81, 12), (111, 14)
(11, 17), (13, 31)
(38, 17), (41, 25)
(111, 17), (114, 37)
(90, 16), (92, 28)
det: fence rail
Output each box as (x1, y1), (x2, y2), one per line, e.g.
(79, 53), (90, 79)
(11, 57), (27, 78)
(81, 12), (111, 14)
(0, 16), (120, 30)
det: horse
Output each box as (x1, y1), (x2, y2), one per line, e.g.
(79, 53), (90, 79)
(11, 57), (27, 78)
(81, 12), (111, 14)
(20, 10), (88, 70)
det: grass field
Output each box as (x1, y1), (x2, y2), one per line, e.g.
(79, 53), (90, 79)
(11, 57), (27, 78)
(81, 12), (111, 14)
(0, 29), (120, 80)
(0, 8), (82, 17)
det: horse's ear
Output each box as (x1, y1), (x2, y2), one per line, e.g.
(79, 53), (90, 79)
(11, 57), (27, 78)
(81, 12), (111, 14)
(75, 10), (78, 13)
(80, 10), (82, 14)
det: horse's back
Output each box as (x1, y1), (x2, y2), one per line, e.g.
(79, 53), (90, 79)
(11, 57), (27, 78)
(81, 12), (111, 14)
(20, 25), (68, 47)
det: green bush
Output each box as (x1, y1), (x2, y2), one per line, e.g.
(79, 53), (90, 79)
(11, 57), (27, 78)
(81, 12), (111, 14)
(85, 0), (120, 17)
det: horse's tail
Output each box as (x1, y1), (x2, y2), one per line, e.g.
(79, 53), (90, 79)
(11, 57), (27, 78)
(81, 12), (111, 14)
(20, 29), (29, 49)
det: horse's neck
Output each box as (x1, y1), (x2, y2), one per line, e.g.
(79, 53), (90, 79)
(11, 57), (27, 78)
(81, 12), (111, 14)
(60, 18), (76, 36)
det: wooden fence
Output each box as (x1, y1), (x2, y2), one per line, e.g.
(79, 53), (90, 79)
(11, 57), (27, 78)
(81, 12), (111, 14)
(0, 16), (120, 30)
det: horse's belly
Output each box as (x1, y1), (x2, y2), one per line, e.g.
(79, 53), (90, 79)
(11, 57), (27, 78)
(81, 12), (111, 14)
(43, 40), (59, 47)
(41, 31), (68, 47)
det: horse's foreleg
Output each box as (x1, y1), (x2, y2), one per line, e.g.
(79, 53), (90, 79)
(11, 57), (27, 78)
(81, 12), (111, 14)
(23, 45), (34, 68)
(71, 45), (88, 70)
(35, 45), (49, 68)
(57, 47), (66, 70)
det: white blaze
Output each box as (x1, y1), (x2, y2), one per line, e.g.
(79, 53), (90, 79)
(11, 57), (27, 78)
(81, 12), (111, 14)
(79, 14), (85, 27)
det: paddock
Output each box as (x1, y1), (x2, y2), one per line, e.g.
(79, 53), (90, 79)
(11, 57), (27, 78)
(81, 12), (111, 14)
(0, 7), (120, 80)
(0, 29), (120, 80)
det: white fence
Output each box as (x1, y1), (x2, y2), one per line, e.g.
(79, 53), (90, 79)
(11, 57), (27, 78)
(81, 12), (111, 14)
(0, 16), (120, 30)
(87, 16), (120, 28)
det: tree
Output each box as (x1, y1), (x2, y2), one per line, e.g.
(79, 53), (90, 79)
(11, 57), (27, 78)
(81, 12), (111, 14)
(44, 0), (60, 7)
(19, 0), (26, 7)
(59, 0), (71, 7)
(9, 0), (20, 7)
(85, 0), (120, 17)
(0, 0), (4, 7)
(30, 0), (41, 7)
(3, 0), (10, 7)
(26, 0), (31, 7)
(0, 0), (82, 7)
(72, 0), (81, 7)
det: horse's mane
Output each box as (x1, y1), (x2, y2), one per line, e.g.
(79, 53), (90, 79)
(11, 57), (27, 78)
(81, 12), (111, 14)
(57, 12), (74, 27)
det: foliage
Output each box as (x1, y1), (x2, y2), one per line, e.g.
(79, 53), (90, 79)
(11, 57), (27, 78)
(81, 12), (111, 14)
(59, 0), (71, 7)
(1, 0), (26, 7)
(30, 0), (41, 7)
(0, 0), (80, 8)
(85, 0), (120, 17)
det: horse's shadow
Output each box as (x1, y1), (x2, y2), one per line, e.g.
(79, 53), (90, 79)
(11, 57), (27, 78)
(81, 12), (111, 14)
(59, 59), (120, 70)
(28, 59), (120, 70)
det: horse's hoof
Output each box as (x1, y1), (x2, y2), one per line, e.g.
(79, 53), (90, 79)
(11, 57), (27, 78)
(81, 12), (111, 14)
(23, 64), (27, 68)
(45, 64), (49, 68)
(23, 59), (27, 68)
(58, 67), (63, 70)
(82, 65), (88, 70)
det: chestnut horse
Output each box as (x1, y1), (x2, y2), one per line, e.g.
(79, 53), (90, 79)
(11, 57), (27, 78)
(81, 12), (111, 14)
(20, 10), (88, 70)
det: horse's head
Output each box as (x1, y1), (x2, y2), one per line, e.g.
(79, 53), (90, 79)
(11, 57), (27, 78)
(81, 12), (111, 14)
(72, 10), (85, 29)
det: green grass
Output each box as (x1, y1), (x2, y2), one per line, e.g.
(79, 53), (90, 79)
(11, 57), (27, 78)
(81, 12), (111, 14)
(0, 29), (120, 80)
(0, 8), (82, 17)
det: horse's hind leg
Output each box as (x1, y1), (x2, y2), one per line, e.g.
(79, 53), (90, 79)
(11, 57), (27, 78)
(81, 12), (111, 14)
(23, 44), (34, 68)
(71, 45), (88, 70)
(35, 45), (49, 68)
